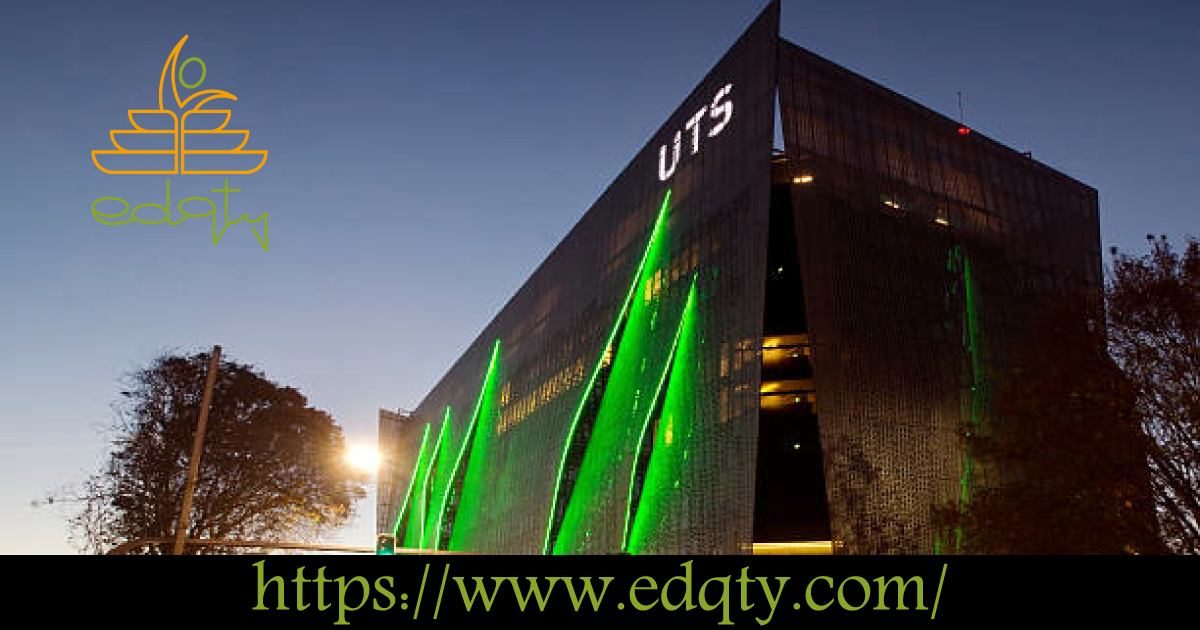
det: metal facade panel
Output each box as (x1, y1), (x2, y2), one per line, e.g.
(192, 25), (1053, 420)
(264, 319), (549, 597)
(381, 4), (779, 554)
(778, 40), (1102, 553)
(376, 409), (417, 537)
(379, 4), (1103, 556)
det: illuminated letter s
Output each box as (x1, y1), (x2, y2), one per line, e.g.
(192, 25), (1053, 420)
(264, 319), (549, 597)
(658, 130), (681, 181)
(708, 83), (733, 138)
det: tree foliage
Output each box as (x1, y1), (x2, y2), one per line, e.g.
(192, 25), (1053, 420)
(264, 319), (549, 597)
(1108, 236), (1200, 553)
(938, 235), (1197, 554)
(937, 296), (1163, 554)
(71, 351), (366, 554)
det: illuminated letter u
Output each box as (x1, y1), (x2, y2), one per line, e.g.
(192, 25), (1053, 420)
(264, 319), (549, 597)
(658, 130), (681, 181)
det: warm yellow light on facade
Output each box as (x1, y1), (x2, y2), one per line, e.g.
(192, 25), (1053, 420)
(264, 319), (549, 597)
(793, 174), (814, 184)
(752, 541), (834, 555)
(935, 217), (950, 226)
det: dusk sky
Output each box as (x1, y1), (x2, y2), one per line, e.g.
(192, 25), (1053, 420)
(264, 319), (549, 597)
(1, 0), (1196, 554)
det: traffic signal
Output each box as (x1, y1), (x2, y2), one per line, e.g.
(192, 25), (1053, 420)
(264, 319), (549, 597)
(376, 534), (396, 556)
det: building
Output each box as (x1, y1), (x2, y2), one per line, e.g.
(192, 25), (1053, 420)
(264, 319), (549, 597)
(377, 1), (1102, 555)
(375, 408), (411, 536)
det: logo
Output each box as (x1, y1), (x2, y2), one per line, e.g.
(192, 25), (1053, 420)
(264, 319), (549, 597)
(91, 36), (270, 251)
(92, 35), (267, 175)
(657, 83), (733, 181)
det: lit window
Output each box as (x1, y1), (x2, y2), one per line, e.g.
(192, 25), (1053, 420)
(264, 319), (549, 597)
(793, 174), (815, 184)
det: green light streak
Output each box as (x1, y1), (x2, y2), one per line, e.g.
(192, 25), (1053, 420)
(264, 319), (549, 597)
(628, 274), (701, 554)
(963, 255), (986, 432)
(417, 410), (450, 549)
(451, 339), (505, 550)
(390, 423), (431, 538)
(960, 252), (986, 512)
(541, 189), (673, 555)
(554, 193), (680, 555)
(621, 276), (696, 552)
(402, 422), (436, 549)
(433, 339), (501, 550)
(945, 245), (988, 553)
(421, 407), (453, 549)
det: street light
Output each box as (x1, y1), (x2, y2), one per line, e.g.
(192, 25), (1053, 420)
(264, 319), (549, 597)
(347, 444), (381, 474)
(346, 442), (389, 553)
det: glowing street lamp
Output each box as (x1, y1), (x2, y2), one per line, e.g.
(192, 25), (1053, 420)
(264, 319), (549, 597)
(348, 444), (381, 474)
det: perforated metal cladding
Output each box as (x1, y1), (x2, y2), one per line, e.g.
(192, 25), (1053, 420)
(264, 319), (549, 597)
(379, 5), (779, 554)
(778, 41), (1102, 553)
(376, 410), (416, 537)
(378, 4), (1102, 556)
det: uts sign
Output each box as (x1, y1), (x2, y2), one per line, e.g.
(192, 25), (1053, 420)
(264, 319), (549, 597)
(657, 83), (733, 181)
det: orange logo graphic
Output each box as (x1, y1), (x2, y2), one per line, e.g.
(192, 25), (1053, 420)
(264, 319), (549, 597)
(92, 35), (268, 174)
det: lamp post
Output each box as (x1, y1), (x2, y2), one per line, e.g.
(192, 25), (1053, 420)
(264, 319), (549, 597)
(173, 345), (221, 555)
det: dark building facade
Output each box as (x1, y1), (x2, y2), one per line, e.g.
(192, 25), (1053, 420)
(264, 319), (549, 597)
(378, 1), (1101, 555)
(376, 409), (411, 537)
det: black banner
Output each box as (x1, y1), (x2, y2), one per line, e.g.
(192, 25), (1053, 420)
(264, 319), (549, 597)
(11, 555), (1181, 625)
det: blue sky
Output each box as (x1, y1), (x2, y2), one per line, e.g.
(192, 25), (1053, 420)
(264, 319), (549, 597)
(1, 0), (1196, 553)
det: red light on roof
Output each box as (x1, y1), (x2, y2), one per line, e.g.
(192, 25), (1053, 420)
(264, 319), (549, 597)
(958, 126), (971, 136)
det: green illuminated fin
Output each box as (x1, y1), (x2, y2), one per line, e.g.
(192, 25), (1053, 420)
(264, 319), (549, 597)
(433, 339), (501, 550)
(941, 245), (988, 553)
(623, 276), (697, 552)
(449, 341), (504, 550)
(553, 202), (687, 554)
(541, 190), (673, 555)
(418, 410), (451, 549)
(391, 423), (431, 540)
(402, 422), (436, 549)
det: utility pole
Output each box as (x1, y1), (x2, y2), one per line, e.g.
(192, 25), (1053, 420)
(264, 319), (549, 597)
(173, 345), (221, 555)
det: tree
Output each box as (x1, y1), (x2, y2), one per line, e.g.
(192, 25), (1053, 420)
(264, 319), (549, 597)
(1108, 236), (1200, 554)
(70, 350), (366, 554)
(937, 235), (1198, 554)
(935, 295), (1164, 554)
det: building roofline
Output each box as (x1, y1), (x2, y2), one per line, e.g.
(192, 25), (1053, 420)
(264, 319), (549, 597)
(778, 37), (1097, 195)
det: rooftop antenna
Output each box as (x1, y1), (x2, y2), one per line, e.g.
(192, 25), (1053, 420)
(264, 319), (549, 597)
(957, 92), (971, 136)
